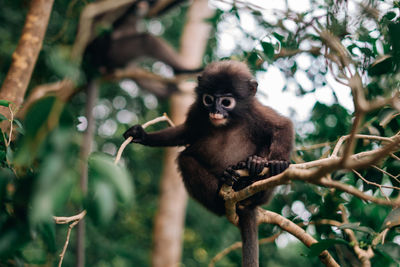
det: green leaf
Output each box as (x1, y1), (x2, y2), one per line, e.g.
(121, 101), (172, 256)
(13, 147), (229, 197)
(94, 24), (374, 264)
(247, 51), (260, 69)
(338, 223), (377, 236)
(30, 156), (75, 224)
(261, 41), (275, 60)
(37, 221), (56, 253)
(382, 11), (397, 22)
(375, 242), (400, 263)
(0, 100), (10, 107)
(0, 113), (7, 122)
(88, 153), (134, 203)
(86, 181), (116, 225)
(24, 97), (55, 136)
(308, 239), (349, 257)
(13, 119), (24, 134)
(381, 208), (400, 231)
(272, 32), (285, 42)
(347, 44), (358, 55)
(368, 55), (393, 76)
(229, 5), (240, 20)
(22, 241), (47, 264)
(359, 47), (374, 57)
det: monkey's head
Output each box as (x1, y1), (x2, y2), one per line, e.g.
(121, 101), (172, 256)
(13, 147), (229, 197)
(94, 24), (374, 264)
(196, 60), (258, 127)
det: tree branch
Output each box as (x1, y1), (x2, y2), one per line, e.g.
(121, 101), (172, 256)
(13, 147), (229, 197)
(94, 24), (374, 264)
(54, 210), (87, 267)
(0, 0), (55, 130)
(257, 209), (339, 267)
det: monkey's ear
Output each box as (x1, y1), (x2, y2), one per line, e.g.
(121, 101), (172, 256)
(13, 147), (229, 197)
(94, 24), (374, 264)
(249, 79), (258, 95)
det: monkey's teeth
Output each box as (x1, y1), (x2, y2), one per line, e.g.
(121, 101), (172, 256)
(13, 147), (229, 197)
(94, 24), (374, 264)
(209, 113), (224, 119)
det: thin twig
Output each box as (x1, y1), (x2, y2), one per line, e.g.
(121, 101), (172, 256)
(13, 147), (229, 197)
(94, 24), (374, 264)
(372, 165), (400, 184)
(295, 142), (332, 151)
(54, 210), (87, 267)
(114, 113), (175, 164)
(352, 169), (400, 202)
(208, 232), (281, 267)
(338, 205), (374, 267)
(6, 105), (14, 147)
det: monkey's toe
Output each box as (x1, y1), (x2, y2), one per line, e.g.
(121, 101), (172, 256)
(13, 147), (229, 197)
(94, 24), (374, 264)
(267, 160), (290, 176)
(222, 167), (240, 186)
(246, 155), (267, 177)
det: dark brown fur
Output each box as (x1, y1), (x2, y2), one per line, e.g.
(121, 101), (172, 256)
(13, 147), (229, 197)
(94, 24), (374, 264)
(124, 60), (294, 267)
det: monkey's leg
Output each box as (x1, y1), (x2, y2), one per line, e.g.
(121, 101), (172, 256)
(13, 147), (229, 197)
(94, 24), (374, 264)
(237, 207), (259, 267)
(177, 153), (226, 216)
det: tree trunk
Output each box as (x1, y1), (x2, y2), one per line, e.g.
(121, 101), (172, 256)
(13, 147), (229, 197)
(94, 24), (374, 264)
(151, 1), (214, 266)
(0, 0), (54, 131)
(76, 81), (98, 267)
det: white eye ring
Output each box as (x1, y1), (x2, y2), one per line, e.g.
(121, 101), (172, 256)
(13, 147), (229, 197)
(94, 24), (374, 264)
(219, 97), (236, 110)
(202, 94), (214, 107)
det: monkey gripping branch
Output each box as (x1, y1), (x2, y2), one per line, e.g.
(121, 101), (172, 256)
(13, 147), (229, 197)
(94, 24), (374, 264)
(119, 61), (399, 267)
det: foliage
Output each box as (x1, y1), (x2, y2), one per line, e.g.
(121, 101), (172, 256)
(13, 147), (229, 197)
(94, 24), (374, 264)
(0, 0), (400, 266)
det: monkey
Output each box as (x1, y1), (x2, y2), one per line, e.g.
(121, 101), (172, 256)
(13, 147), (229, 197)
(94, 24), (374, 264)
(123, 60), (294, 267)
(83, 0), (202, 77)
(81, 0), (201, 98)
(85, 32), (203, 74)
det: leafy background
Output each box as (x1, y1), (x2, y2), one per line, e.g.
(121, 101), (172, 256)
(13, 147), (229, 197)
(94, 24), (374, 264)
(0, 0), (400, 266)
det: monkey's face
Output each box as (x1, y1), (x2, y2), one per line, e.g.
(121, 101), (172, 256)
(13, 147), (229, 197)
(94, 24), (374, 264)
(202, 93), (236, 126)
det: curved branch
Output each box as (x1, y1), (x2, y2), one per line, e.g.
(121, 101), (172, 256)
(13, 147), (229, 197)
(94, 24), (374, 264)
(208, 232), (281, 267)
(257, 209), (339, 267)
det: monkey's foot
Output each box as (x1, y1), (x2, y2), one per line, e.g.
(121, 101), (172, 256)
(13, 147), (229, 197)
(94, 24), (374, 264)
(222, 165), (242, 186)
(267, 160), (290, 176)
(246, 155), (268, 177)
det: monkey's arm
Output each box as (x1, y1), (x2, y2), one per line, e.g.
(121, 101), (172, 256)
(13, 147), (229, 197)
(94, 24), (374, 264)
(267, 117), (294, 161)
(123, 124), (188, 147)
(246, 116), (293, 177)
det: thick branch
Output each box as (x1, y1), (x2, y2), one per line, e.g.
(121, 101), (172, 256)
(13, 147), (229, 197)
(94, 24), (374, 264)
(17, 79), (75, 118)
(257, 209), (339, 267)
(221, 133), (400, 224)
(0, 0), (54, 128)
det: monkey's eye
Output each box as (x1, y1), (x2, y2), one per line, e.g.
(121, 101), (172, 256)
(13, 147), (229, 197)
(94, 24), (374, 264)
(220, 97), (236, 109)
(202, 94), (214, 106)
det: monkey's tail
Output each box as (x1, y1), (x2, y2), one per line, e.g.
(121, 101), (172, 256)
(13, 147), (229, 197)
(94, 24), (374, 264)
(238, 207), (259, 267)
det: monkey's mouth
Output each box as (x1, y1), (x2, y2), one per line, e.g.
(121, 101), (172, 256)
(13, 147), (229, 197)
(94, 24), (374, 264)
(209, 113), (228, 126)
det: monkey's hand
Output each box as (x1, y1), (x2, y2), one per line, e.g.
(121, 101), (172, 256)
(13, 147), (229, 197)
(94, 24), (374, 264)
(222, 167), (240, 186)
(246, 155), (268, 177)
(123, 125), (147, 144)
(267, 160), (290, 176)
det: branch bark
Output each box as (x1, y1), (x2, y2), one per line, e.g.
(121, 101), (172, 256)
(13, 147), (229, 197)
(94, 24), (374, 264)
(0, 0), (55, 131)
(258, 209), (339, 267)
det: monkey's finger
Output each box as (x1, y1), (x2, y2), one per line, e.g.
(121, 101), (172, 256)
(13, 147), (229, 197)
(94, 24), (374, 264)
(268, 160), (290, 175)
(221, 172), (233, 185)
(250, 162), (257, 177)
(233, 161), (246, 170)
(228, 169), (241, 180)
(223, 168), (240, 185)
(123, 130), (133, 140)
(255, 160), (264, 175)
(246, 156), (253, 171)
(247, 156), (257, 176)
(269, 163), (277, 176)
